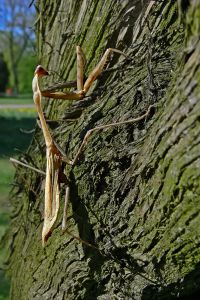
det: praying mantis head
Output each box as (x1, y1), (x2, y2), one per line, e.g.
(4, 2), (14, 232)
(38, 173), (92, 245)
(32, 65), (49, 102)
(34, 65), (49, 77)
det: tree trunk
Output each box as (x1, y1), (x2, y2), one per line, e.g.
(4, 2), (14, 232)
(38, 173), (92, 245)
(2, 0), (200, 299)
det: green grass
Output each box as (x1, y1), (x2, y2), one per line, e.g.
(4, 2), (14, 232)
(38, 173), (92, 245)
(0, 105), (36, 300)
(0, 159), (13, 238)
(0, 96), (33, 105)
(0, 107), (36, 120)
(0, 158), (12, 300)
(0, 271), (10, 300)
(0, 112), (36, 157)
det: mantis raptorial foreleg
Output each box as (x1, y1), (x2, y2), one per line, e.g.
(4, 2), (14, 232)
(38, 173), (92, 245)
(40, 46), (127, 100)
(83, 48), (126, 94)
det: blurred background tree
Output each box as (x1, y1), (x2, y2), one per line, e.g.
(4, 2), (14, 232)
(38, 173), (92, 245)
(0, 2), (37, 298)
(0, 53), (9, 93)
(0, 0), (36, 95)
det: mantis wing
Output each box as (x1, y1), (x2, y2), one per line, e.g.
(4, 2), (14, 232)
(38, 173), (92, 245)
(42, 144), (62, 246)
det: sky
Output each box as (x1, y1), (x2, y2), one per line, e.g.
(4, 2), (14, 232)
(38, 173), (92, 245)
(0, 0), (35, 31)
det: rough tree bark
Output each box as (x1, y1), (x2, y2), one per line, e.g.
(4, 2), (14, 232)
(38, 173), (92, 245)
(2, 0), (200, 299)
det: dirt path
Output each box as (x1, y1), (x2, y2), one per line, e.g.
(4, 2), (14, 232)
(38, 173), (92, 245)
(0, 104), (35, 109)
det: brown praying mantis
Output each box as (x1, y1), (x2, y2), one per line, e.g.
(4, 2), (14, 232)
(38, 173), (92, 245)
(32, 46), (153, 246)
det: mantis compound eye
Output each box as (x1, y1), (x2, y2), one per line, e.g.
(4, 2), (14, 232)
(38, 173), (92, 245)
(35, 65), (49, 76)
